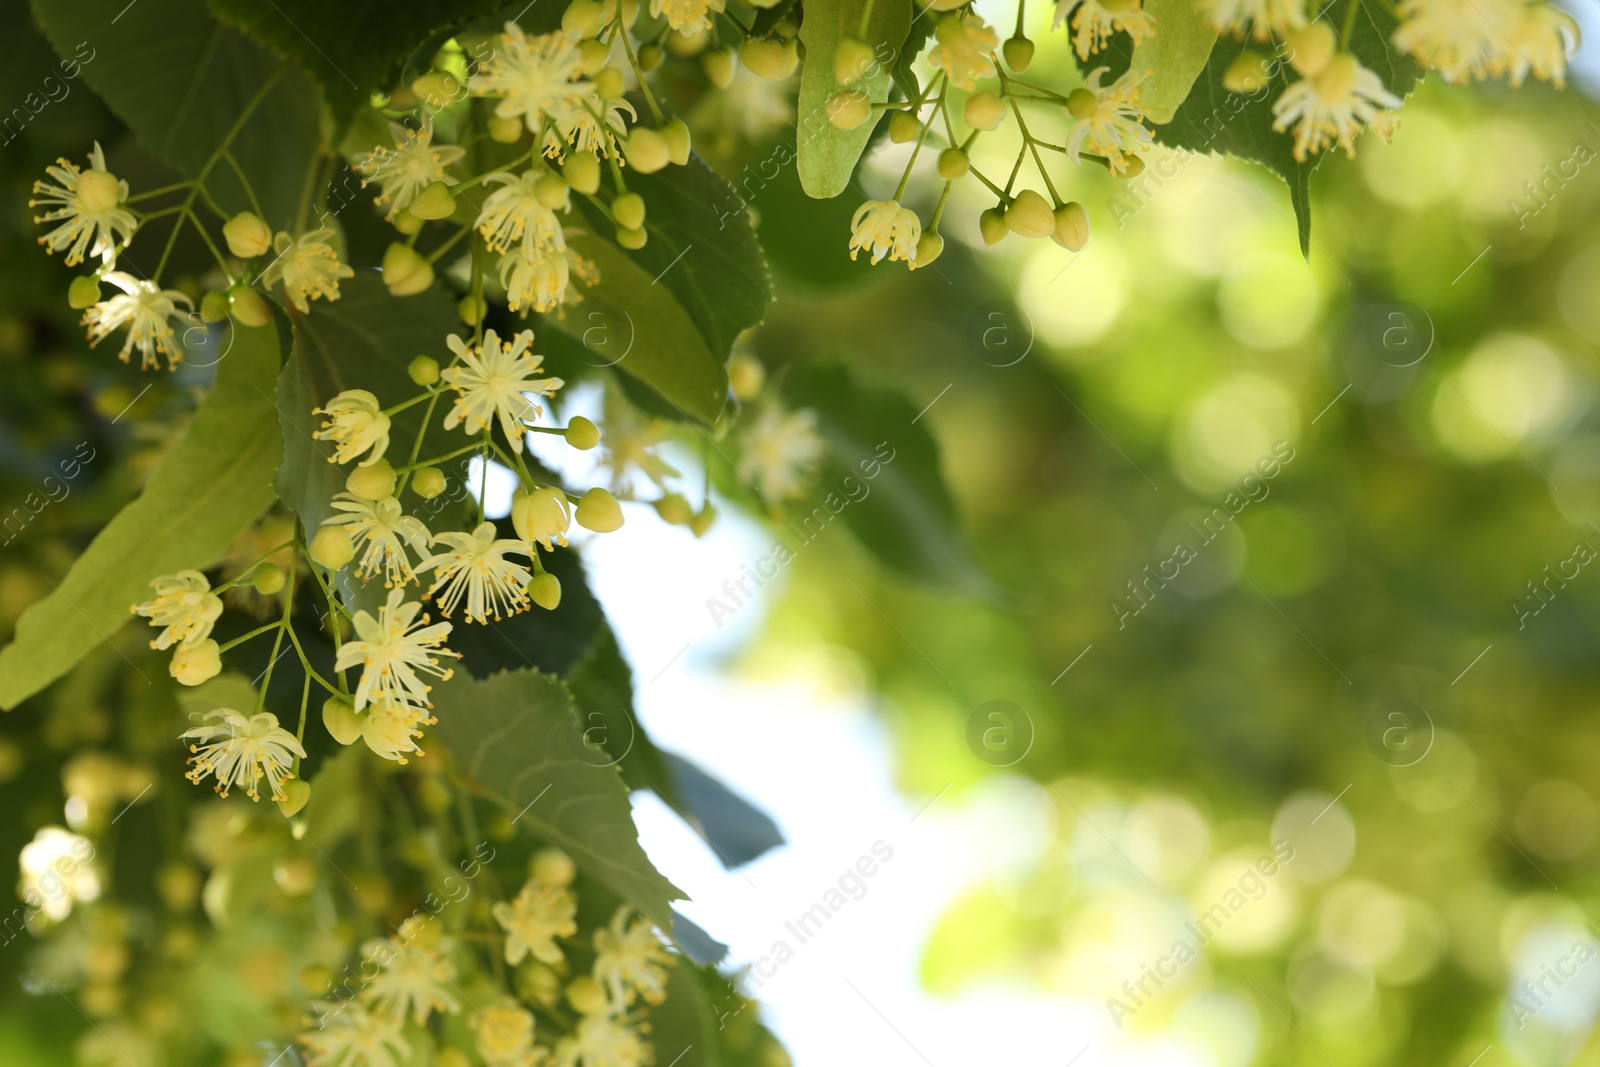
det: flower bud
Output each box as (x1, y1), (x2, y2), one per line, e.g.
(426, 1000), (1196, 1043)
(412, 466), (447, 499)
(347, 459), (397, 501)
(411, 71), (462, 110)
(888, 111), (922, 143)
(728, 353), (765, 399)
(457, 293), (487, 326)
(1223, 51), (1271, 94)
(322, 696), (362, 745)
(578, 38), (612, 74)
(937, 147), (969, 180)
(826, 89), (872, 130)
(489, 114), (525, 143)
(69, 275), (101, 309)
(200, 290), (231, 324)
(512, 487), (572, 549)
(654, 493), (693, 525)
(567, 976), (609, 1016)
(565, 416), (601, 450)
(77, 169), (122, 216)
(382, 243), (435, 296)
(275, 780), (311, 819)
(639, 42), (665, 70)
(601, 0), (641, 28)
(532, 847), (577, 885)
(1004, 189), (1056, 238)
(408, 355), (439, 385)
(169, 640), (221, 687)
(834, 37), (875, 83)
(911, 231), (944, 269)
(1286, 21), (1336, 76)
(393, 208), (424, 235)
(535, 173), (570, 209)
(565, 152), (603, 194)
(310, 526), (355, 570)
(529, 572), (562, 610)
(252, 563), (286, 595)
(612, 192), (646, 230)
(616, 226), (647, 249)
(229, 286), (272, 327)
(964, 90), (1006, 130)
(661, 119), (692, 165)
(979, 207), (1009, 246)
(1119, 154), (1146, 177)
(1052, 201), (1090, 252)
(625, 128), (672, 174)
(409, 181), (457, 221)
(688, 502), (717, 537)
(702, 48), (736, 88)
(1066, 88), (1097, 119)
(1003, 34), (1035, 71)
(575, 487), (625, 532)
(223, 212), (273, 258)
(595, 66), (626, 100)
(563, 0), (605, 35)
(742, 39), (790, 80)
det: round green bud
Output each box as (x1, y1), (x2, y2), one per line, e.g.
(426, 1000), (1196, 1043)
(457, 293), (486, 326)
(1004, 189), (1057, 239)
(612, 192), (646, 230)
(964, 89), (1006, 130)
(322, 696), (362, 745)
(595, 66), (626, 100)
(408, 181), (457, 221)
(575, 487), (625, 532)
(565, 152), (603, 194)
(638, 42), (665, 70)
(654, 493), (693, 525)
(826, 89), (872, 130)
(979, 207), (1009, 246)
(382, 243), (435, 296)
(535, 172), (570, 209)
(562, 0), (605, 36)
(488, 114), (525, 144)
(393, 207), (424, 235)
(1223, 51), (1271, 94)
(1003, 34), (1035, 72)
(888, 110), (922, 143)
(229, 286), (273, 327)
(702, 48), (735, 88)
(309, 526), (355, 571)
(412, 466), (447, 499)
(251, 563), (286, 595)
(833, 37), (875, 84)
(1052, 201), (1090, 252)
(532, 846), (576, 885)
(937, 147), (969, 180)
(408, 354), (440, 385)
(275, 779), (311, 818)
(728, 353), (765, 400)
(774, 15), (800, 36)
(1286, 21), (1336, 76)
(742, 38), (790, 80)
(565, 415), (601, 450)
(566, 976), (609, 1016)
(529, 572), (562, 611)
(68, 275), (102, 310)
(200, 290), (231, 324)
(346, 459), (397, 501)
(688, 501), (717, 538)
(578, 38), (612, 74)
(1119, 154), (1146, 178)
(410, 72), (462, 108)
(616, 225), (647, 250)
(912, 231), (944, 270)
(661, 119), (692, 166)
(625, 127), (673, 174)
(223, 212), (273, 258)
(1066, 87), (1097, 119)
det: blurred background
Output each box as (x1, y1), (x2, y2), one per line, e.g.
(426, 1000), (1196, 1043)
(4, 0), (1600, 1063)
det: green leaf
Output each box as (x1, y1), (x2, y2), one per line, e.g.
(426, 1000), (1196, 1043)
(553, 234), (730, 424)
(890, 10), (936, 101)
(783, 362), (988, 593)
(1154, 0), (1419, 255)
(205, 0), (505, 132)
(0, 323), (285, 710)
(796, 0), (913, 198)
(750, 131), (886, 291)
(30, 0), (320, 229)
(1127, 0), (1219, 124)
(430, 668), (685, 933)
(648, 963), (722, 1067)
